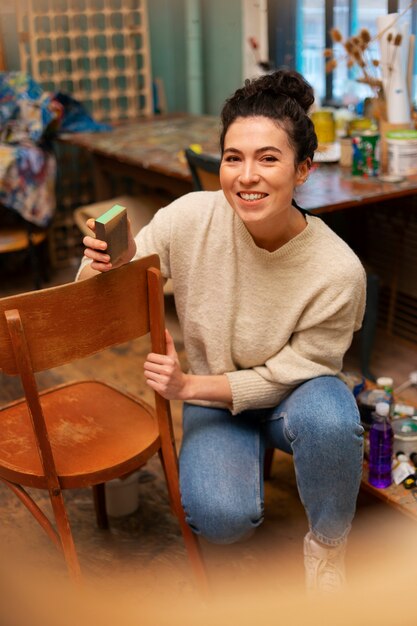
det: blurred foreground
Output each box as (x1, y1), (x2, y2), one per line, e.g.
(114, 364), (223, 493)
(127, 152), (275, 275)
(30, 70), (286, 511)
(1, 495), (417, 626)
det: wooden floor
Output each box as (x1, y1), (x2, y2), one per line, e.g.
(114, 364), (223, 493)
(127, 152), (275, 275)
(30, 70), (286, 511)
(1, 254), (417, 622)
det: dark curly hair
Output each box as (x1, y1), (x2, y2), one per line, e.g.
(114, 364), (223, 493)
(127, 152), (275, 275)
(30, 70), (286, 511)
(220, 70), (318, 165)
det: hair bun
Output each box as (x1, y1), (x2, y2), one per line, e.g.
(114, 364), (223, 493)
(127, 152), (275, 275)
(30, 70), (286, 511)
(220, 68), (318, 161)
(257, 70), (315, 113)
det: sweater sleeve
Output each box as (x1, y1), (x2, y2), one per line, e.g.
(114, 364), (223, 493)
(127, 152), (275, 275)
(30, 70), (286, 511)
(132, 204), (174, 277)
(225, 269), (366, 415)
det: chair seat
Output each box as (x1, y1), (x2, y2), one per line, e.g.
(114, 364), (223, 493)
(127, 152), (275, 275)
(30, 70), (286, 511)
(0, 380), (160, 489)
(0, 228), (47, 253)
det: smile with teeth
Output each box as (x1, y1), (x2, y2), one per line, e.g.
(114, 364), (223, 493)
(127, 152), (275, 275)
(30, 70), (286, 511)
(238, 192), (268, 201)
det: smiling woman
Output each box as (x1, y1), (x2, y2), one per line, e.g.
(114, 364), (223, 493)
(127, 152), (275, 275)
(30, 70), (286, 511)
(220, 118), (309, 251)
(77, 69), (366, 595)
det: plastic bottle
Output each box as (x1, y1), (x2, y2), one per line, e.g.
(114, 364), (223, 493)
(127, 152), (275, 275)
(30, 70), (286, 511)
(376, 376), (394, 414)
(368, 401), (393, 489)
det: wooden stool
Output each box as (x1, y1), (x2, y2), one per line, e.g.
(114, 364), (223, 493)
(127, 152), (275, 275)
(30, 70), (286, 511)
(0, 225), (49, 290)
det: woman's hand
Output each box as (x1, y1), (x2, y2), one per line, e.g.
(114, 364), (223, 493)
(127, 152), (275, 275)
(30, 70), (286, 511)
(145, 330), (233, 405)
(144, 329), (189, 400)
(82, 217), (137, 273)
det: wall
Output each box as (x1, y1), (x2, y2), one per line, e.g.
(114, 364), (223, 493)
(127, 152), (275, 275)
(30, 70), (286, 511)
(0, 1), (243, 116)
(242, 0), (269, 81)
(149, 0), (243, 115)
(201, 0), (242, 115)
(0, 6), (19, 71)
(147, 0), (188, 112)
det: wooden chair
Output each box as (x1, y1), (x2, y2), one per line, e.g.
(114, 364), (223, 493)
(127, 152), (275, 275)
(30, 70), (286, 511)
(0, 255), (208, 592)
(184, 148), (221, 191)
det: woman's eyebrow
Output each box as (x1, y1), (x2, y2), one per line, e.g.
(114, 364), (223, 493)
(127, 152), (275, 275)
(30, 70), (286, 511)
(255, 146), (282, 155)
(223, 146), (283, 155)
(223, 147), (241, 154)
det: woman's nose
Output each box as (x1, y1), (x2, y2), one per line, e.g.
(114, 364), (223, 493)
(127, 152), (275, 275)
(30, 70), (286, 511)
(238, 163), (260, 184)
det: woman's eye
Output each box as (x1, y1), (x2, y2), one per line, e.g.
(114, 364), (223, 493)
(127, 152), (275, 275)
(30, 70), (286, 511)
(224, 155), (240, 163)
(262, 155), (278, 162)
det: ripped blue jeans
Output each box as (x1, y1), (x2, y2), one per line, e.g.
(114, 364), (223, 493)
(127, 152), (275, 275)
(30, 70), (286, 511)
(179, 375), (364, 547)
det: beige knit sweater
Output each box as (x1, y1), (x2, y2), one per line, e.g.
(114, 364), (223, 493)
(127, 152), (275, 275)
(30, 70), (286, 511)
(77, 190), (366, 415)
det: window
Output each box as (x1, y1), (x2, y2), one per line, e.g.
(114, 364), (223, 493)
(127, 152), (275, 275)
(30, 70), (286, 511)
(268, 0), (417, 106)
(297, 0), (326, 98)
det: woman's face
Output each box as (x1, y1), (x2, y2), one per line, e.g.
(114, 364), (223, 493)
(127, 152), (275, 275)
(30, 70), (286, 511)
(220, 116), (309, 233)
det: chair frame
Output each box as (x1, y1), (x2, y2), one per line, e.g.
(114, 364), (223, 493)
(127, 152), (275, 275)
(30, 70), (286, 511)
(184, 148), (221, 191)
(0, 255), (208, 592)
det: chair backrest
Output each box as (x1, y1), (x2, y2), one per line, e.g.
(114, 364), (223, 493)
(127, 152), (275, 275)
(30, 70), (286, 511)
(184, 148), (221, 192)
(0, 255), (164, 376)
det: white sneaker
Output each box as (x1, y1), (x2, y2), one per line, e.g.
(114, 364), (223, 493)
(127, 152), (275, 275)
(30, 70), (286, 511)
(303, 532), (346, 593)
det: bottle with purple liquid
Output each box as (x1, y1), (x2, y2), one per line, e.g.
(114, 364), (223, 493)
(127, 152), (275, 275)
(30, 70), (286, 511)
(368, 402), (393, 489)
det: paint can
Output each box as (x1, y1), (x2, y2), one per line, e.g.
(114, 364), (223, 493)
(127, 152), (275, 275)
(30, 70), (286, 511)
(347, 117), (374, 135)
(105, 471), (140, 517)
(386, 129), (417, 176)
(352, 131), (380, 177)
(311, 110), (336, 143)
(392, 419), (417, 457)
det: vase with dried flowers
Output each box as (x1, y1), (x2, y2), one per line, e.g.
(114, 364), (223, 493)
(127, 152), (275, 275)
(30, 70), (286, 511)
(325, 26), (387, 122)
(324, 7), (417, 171)
(324, 6), (415, 125)
(376, 13), (411, 124)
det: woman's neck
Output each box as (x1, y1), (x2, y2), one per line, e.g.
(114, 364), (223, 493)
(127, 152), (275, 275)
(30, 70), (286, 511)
(247, 206), (307, 252)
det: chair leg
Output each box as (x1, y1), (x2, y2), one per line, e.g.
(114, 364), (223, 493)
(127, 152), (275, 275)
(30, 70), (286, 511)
(3, 479), (61, 550)
(264, 448), (275, 480)
(175, 499), (210, 598)
(50, 489), (82, 583)
(159, 444), (210, 597)
(158, 449), (176, 515)
(93, 483), (109, 529)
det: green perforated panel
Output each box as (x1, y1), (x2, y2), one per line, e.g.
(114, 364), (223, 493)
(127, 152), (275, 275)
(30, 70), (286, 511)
(17, 0), (153, 121)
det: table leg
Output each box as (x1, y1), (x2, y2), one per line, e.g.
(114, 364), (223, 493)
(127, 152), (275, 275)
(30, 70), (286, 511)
(91, 155), (114, 201)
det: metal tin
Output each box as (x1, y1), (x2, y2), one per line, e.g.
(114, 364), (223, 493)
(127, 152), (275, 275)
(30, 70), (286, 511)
(347, 117), (374, 136)
(352, 131), (380, 177)
(311, 110), (336, 143)
(386, 129), (417, 176)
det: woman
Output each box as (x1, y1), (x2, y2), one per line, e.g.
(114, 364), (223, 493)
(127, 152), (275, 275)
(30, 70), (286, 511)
(77, 70), (366, 593)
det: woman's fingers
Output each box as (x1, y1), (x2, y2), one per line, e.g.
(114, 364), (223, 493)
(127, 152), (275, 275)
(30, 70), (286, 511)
(146, 352), (171, 365)
(83, 247), (110, 262)
(85, 218), (96, 232)
(90, 260), (113, 272)
(83, 234), (107, 251)
(144, 355), (175, 374)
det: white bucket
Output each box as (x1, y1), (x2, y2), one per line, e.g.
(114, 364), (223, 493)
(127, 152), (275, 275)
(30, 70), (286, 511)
(105, 471), (140, 517)
(386, 130), (417, 176)
(392, 419), (417, 457)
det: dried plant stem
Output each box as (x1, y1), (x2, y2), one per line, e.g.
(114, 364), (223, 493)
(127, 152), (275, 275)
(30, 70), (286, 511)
(375, 0), (417, 44)
(386, 34), (404, 103)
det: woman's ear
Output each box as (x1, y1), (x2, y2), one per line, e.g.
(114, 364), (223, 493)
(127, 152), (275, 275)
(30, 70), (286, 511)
(295, 158), (311, 186)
